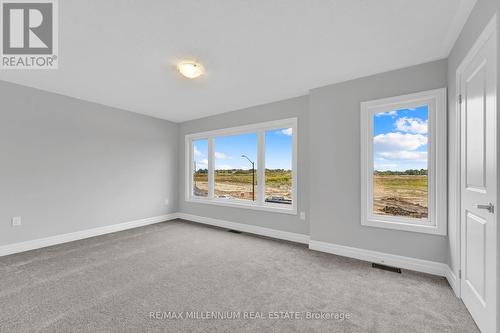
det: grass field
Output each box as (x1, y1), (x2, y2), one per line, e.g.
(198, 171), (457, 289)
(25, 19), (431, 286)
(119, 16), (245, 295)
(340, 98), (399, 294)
(193, 171), (426, 216)
(193, 170), (291, 202)
(373, 174), (428, 219)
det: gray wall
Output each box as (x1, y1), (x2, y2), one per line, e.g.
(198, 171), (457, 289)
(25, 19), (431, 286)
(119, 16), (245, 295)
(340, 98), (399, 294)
(308, 59), (449, 263)
(0, 81), (178, 246)
(178, 96), (309, 235)
(446, 0), (499, 278)
(177, 60), (450, 264)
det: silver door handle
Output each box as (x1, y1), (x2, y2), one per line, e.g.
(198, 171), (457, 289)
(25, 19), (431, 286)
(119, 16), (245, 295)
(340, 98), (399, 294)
(475, 203), (494, 213)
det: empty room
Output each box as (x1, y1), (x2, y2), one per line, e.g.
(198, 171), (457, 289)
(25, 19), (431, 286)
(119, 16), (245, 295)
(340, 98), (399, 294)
(0, 0), (499, 332)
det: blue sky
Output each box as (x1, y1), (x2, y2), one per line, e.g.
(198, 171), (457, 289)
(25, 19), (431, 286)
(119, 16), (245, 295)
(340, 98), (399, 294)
(373, 106), (428, 171)
(215, 133), (258, 170)
(193, 128), (292, 170)
(265, 129), (292, 169)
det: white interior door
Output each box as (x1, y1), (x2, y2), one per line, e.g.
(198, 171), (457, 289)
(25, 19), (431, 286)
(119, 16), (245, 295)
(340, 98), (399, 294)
(459, 16), (497, 333)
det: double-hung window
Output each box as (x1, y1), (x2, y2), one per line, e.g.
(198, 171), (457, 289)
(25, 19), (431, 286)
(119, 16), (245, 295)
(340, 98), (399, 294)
(360, 89), (446, 235)
(186, 118), (297, 214)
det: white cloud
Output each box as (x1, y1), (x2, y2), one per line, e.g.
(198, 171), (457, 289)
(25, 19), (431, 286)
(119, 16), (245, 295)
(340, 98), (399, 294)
(214, 163), (255, 170)
(216, 164), (233, 170)
(194, 158), (208, 169)
(193, 145), (203, 157)
(374, 163), (398, 171)
(214, 151), (229, 159)
(281, 128), (293, 136)
(378, 151), (427, 161)
(374, 132), (427, 151)
(395, 117), (428, 134)
(374, 151), (427, 171)
(375, 110), (397, 117)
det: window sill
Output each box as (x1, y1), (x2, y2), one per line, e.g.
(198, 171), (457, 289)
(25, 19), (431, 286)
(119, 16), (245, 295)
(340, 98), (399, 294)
(361, 217), (446, 235)
(186, 197), (297, 215)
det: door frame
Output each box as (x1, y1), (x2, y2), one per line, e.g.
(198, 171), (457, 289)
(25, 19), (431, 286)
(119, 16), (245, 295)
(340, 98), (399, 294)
(452, 12), (498, 300)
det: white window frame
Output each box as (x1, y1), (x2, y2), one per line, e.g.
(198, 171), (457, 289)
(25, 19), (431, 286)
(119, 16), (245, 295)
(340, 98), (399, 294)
(360, 88), (447, 235)
(185, 118), (298, 215)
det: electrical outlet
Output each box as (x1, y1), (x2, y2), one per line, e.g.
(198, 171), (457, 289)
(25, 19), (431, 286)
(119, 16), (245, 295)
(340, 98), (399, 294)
(299, 211), (306, 220)
(164, 198), (169, 206)
(12, 216), (21, 227)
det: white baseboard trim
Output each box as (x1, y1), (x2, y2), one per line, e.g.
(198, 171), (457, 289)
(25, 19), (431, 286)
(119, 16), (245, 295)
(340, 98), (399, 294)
(0, 212), (459, 295)
(445, 266), (460, 297)
(178, 214), (458, 289)
(176, 213), (310, 244)
(0, 214), (178, 257)
(309, 240), (450, 278)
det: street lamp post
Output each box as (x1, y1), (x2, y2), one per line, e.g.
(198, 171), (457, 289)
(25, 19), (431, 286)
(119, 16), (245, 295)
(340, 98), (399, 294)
(241, 155), (255, 201)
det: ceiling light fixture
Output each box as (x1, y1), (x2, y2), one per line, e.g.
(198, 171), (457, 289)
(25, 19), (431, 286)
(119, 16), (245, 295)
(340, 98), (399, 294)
(177, 61), (204, 79)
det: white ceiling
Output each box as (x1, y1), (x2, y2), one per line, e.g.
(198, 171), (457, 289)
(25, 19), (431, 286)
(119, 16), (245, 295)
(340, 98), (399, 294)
(0, 0), (476, 122)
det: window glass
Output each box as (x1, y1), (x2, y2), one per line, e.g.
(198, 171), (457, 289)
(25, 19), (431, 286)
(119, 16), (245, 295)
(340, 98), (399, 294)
(373, 106), (428, 219)
(214, 133), (258, 201)
(192, 139), (208, 197)
(265, 128), (293, 205)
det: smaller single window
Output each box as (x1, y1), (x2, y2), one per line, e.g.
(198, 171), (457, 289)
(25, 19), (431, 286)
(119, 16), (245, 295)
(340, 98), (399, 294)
(360, 88), (447, 235)
(372, 106), (429, 219)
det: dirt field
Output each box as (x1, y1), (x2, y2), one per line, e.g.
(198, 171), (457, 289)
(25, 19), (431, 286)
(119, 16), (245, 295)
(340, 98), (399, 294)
(193, 170), (291, 201)
(373, 175), (428, 219)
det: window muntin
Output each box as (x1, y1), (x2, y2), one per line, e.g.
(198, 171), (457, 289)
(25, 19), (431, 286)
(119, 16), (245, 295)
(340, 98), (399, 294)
(265, 128), (293, 205)
(372, 106), (429, 220)
(214, 133), (258, 201)
(192, 139), (208, 197)
(360, 88), (446, 235)
(186, 119), (297, 214)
